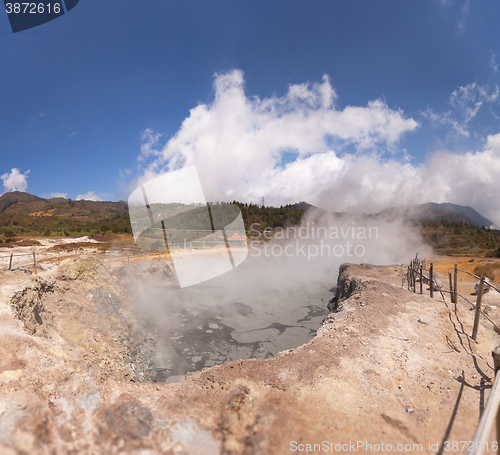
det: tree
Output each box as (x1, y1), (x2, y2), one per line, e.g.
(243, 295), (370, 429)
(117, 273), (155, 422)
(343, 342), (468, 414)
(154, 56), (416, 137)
(3, 228), (15, 237)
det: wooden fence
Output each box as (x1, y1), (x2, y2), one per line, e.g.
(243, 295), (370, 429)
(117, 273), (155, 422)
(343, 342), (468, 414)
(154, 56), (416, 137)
(405, 254), (500, 341)
(0, 238), (245, 276)
(405, 254), (500, 454)
(0, 248), (174, 275)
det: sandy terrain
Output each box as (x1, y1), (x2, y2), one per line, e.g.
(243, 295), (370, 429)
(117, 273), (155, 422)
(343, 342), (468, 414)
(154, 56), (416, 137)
(0, 236), (104, 271)
(1, 256), (500, 453)
(428, 255), (500, 313)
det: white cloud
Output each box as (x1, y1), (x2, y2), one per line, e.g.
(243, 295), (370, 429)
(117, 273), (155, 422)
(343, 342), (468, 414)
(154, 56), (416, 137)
(457, 0), (470, 33)
(450, 82), (499, 122)
(26, 112), (47, 127)
(136, 69), (418, 197)
(421, 107), (470, 137)
(1, 168), (30, 192)
(423, 81), (500, 137)
(120, 167), (131, 178)
(490, 53), (499, 74)
(436, 0), (472, 34)
(50, 192), (67, 198)
(269, 135), (500, 225)
(76, 191), (103, 201)
(139, 128), (163, 162)
(133, 70), (500, 226)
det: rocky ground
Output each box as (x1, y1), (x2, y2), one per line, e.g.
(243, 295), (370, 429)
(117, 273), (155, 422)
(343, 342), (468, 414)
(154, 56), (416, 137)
(1, 257), (500, 454)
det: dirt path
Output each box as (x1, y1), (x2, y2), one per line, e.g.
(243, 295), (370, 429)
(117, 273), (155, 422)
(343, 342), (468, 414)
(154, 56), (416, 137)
(1, 258), (500, 454)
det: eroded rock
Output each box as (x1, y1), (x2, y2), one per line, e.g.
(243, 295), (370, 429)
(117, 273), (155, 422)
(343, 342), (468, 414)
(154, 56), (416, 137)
(1, 261), (499, 454)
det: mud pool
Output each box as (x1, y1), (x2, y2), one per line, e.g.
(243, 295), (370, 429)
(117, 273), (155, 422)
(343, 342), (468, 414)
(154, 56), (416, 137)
(137, 276), (334, 383)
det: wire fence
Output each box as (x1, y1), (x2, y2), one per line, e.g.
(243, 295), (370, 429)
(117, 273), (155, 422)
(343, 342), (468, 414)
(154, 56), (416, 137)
(404, 254), (500, 338)
(404, 254), (500, 454)
(0, 238), (247, 275)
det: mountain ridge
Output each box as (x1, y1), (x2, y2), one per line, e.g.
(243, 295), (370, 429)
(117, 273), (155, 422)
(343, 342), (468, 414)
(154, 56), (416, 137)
(376, 202), (497, 229)
(0, 191), (497, 231)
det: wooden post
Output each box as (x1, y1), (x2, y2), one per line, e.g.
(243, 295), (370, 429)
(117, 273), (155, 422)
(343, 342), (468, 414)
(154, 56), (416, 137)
(409, 260), (413, 292)
(413, 261), (416, 292)
(184, 238), (187, 250)
(493, 346), (500, 374)
(453, 264), (458, 304)
(33, 252), (37, 275)
(413, 262), (418, 294)
(127, 254), (130, 265)
(472, 276), (485, 342)
(414, 263), (417, 293)
(410, 261), (414, 293)
(449, 272), (453, 300)
(429, 263), (434, 298)
(158, 250), (161, 261)
(58, 250), (61, 265)
(413, 262), (416, 292)
(9, 253), (13, 270)
(420, 266), (423, 294)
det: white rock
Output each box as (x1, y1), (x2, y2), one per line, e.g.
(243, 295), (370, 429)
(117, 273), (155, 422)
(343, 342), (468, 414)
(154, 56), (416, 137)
(418, 316), (432, 325)
(475, 277), (491, 293)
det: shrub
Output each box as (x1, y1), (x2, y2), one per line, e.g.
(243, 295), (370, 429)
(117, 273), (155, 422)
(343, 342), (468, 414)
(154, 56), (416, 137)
(473, 263), (500, 282)
(3, 228), (15, 237)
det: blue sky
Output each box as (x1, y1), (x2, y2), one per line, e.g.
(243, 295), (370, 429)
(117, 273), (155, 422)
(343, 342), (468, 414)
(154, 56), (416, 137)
(2, 1), (500, 222)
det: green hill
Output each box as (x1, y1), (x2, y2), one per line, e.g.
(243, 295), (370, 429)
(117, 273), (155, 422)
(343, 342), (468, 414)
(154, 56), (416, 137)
(0, 191), (129, 238)
(377, 202), (497, 229)
(1, 192), (499, 257)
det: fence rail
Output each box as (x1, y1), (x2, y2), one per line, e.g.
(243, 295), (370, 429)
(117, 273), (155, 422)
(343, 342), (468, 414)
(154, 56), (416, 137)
(0, 249), (169, 274)
(468, 347), (500, 455)
(0, 238), (246, 275)
(405, 255), (500, 341)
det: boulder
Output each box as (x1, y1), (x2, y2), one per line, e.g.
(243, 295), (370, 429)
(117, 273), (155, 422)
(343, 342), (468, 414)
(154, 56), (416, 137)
(474, 277), (491, 294)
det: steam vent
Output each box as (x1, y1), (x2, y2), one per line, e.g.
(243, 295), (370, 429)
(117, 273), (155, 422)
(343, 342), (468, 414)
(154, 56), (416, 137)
(1, 256), (499, 453)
